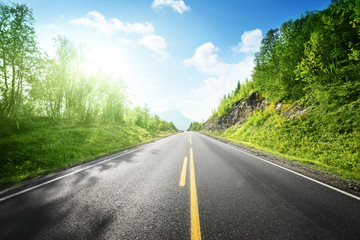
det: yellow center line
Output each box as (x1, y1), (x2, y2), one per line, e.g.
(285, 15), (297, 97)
(190, 148), (201, 240)
(179, 157), (188, 187)
(190, 135), (192, 145)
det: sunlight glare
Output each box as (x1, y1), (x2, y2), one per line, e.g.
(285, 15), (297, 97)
(81, 49), (123, 77)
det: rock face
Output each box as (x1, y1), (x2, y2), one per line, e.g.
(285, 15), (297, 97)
(204, 91), (268, 131)
(204, 91), (309, 131)
(280, 104), (307, 120)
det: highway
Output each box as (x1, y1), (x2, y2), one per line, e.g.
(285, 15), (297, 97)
(0, 132), (359, 239)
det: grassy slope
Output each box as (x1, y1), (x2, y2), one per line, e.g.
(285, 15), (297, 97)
(0, 121), (177, 188)
(205, 99), (360, 181)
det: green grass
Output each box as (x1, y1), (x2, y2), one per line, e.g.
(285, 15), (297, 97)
(204, 99), (360, 181)
(0, 121), (177, 189)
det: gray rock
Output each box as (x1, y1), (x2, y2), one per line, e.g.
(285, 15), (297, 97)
(204, 91), (267, 131)
(204, 90), (308, 131)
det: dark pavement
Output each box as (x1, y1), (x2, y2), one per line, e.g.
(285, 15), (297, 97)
(0, 132), (359, 239)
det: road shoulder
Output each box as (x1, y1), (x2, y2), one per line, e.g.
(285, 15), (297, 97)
(198, 131), (360, 198)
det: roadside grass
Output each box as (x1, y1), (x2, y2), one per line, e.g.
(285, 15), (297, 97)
(203, 99), (360, 181)
(0, 121), (177, 189)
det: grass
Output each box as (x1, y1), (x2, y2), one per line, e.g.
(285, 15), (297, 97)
(203, 99), (360, 181)
(0, 120), (177, 189)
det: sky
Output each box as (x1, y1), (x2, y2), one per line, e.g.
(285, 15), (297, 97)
(10, 0), (330, 121)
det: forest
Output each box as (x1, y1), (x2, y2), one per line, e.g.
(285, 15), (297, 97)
(0, 3), (176, 188)
(191, 0), (360, 180)
(211, 0), (360, 117)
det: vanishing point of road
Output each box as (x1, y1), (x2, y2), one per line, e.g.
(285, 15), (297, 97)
(0, 132), (359, 239)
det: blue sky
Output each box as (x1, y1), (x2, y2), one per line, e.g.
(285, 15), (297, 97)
(11, 0), (330, 121)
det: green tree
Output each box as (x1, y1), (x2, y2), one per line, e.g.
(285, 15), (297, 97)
(0, 3), (37, 126)
(189, 122), (203, 131)
(251, 0), (360, 106)
(234, 80), (241, 95)
(101, 76), (127, 123)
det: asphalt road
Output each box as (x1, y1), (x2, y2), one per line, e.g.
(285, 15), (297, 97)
(0, 132), (359, 239)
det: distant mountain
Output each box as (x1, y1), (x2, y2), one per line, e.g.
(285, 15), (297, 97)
(157, 110), (195, 131)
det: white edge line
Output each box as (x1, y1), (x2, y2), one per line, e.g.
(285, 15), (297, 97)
(0, 133), (179, 202)
(0, 146), (147, 203)
(200, 133), (360, 201)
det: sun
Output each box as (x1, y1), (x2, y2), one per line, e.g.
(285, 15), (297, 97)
(80, 48), (122, 76)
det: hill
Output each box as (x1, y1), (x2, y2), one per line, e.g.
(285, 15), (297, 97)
(157, 110), (195, 131)
(191, 0), (360, 182)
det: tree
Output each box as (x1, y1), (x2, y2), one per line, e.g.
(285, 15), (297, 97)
(0, 3), (37, 126)
(188, 122), (203, 131)
(252, 28), (283, 100)
(234, 80), (241, 95)
(251, 0), (360, 106)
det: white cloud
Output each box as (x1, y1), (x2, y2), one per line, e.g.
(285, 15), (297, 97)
(152, 0), (190, 14)
(184, 42), (230, 76)
(70, 11), (154, 36)
(138, 35), (166, 52)
(118, 38), (135, 46)
(188, 56), (255, 120)
(138, 34), (169, 61)
(39, 24), (59, 30)
(127, 39), (255, 121)
(184, 42), (256, 121)
(232, 29), (262, 53)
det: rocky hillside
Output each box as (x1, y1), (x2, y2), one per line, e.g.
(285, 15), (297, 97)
(204, 91), (307, 131)
(199, 0), (360, 183)
(204, 91), (266, 131)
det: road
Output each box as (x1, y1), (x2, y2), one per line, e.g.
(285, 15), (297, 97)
(0, 132), (359, 239)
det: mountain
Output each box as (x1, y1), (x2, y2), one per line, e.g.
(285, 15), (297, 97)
(157, 110), (195, 131)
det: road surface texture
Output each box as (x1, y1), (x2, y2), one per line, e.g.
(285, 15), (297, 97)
(0, 132), (359, 239)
